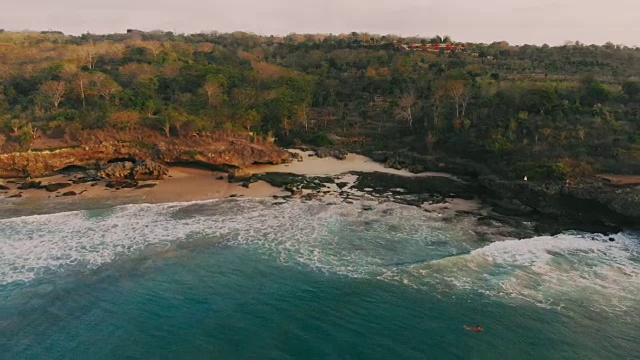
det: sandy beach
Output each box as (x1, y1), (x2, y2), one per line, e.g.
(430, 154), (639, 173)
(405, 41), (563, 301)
(0, 167), (286, 204)
(0, 150), (480, 219)
(250, 150), (455, 178)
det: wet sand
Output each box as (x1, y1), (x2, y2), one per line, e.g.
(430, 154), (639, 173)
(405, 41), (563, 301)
(249, 150), (455, 178)
(1, 151), (478, 219)
(0, 167), (287, 206)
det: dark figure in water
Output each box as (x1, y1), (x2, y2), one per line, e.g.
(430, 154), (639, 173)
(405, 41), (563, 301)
(608, 237), (615, 242)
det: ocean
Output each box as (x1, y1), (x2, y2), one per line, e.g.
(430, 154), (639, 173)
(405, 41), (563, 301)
(1, 198), (639, 359)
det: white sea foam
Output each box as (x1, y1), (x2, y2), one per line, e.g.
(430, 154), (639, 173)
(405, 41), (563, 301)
(2, 198), (638, 318)
(0, 199), (473, 284)
(412, 232), (640, 314)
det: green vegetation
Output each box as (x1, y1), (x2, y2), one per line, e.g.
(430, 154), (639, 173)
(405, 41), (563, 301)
(1, 30), (638, 178)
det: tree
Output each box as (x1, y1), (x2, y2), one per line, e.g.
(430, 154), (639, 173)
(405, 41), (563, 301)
(69, 72), (92, 108)
(78, 41), (109, 70)
(202, 75), (226, 107)
(580, 76), (611, 106)
(10, 119), (25, 135)
(430, 85), (446, 129)
(0, 85), (9, 112)
(107, 110), (140, 131)
(158, 115), (173, 138)
(143, 40), (164, 62)
(395, 91), (417, 129)
(143, 99), (159, 117)
(280, 117), (294, 136)
(239, 109), (261, 132)
(293, 104), (310, 131)
(160, 108), (189, 137)
(40, 80), (66, 110)
(90, 73), (121, 102)
(446, 80), (470, 120)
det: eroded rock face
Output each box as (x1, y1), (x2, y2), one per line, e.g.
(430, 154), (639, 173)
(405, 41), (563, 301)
(479, 176), (640, 228)
(0, 139), (291, 179)
(130, 160), (168, 180)
(98, 160), (168, 181)
(98, 162), (135, 180)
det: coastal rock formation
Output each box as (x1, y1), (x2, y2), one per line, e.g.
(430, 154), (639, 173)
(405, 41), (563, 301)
(98, 160), (168, 181)
(98, 162), (135, 180)
(0, 139), (291, 179)
(360, 149), (639, 232)
(130, 160), (168, 180)
(106, 180), (139, 189)
(45, 182), (72, 192)
(479, 176), (640, 228)
(368, 150), (490, 177)
(315, 147), (348, 160)
(18, 181), (42, 190)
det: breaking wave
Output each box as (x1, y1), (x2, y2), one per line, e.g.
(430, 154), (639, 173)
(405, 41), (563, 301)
(1, 198), (638, 316)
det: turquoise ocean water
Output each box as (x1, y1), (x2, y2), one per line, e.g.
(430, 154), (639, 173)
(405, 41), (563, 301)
(1, 198), (639, 359)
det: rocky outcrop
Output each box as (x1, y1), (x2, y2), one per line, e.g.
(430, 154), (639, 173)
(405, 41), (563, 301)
(364, 150), (640, 231)
(315, 147), (347, 160)
(106, 180), (139, 189)
(478, 176), (640, 229)
(98, 161), (135, 180)
(130, 160), (168, 180)
(18, 181), (42, 190)
(367, 150), (491, 178)
(97, 160), (168, 181)
(45, 182), (72, 192)
(0, 139), (291, 178)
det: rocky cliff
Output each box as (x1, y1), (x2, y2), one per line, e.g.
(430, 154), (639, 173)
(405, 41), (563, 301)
(0, 139), (292, 178)
(365, 150), (640, 230)
(479, 176), (640, 228)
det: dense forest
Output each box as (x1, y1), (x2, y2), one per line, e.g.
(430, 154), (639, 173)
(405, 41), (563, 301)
(0, 30), (639, 179)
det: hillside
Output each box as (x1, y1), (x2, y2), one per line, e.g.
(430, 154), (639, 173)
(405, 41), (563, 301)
(0, 30), (638, 179)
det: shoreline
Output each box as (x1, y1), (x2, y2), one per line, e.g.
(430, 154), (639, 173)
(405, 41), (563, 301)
(0, 150), (458, 206)
(0, 151), (531, 242)
(0, 151), (491, 225)
(0, 167), (288, 205)
(1, 149), (635, 237)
